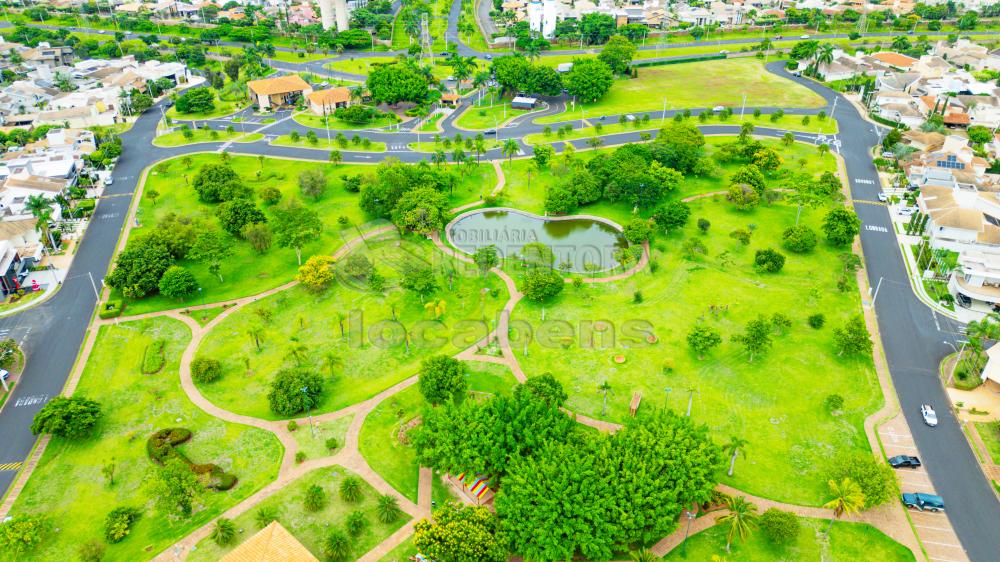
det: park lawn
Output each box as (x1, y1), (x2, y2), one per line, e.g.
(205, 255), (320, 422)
(359, 363), (517, 502)
(165, 91), (242, 121)
(292, 111), (400, 131)
(663, 517), (914, 561)
(536, 58), (826, 125)
(975, 422), (1000, 464)
(152, 130), (263, 147)
(325, 56), (398, 77)
(8, 317), (283, 562)
(266, 50), (331, 63)
(511, 196), (881, 506)
(180, 304), (232, 326)
(454, 91), (539, 130)
(291, 415), (353, 461)
(524, 114), (838, 145)
(380, 536), (417, 561)
(408, 140), (500, 153)
(193, 235), (510, 421)
(187, 466), (410, 562)
(500, 136), (838, 225)
(419, 112), (444, 132)
(270, 134), (387, 152)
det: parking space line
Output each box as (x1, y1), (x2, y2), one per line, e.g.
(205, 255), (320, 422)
(916, 524), (952, 531)
(922, 540), (964, 548)
(928, 558), (959, 562)
(886, 444), (919, 450)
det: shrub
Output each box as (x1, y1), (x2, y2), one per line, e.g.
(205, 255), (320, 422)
(754, 248), (786, 273)
(99, 300), (124, 319)
(191, 356), (222, 383)
(824, 394), (844, 412)
(104, 506), (141, 543)
(259, 186), (282, 205)
(295, 451), (306, 463)
(255, 506), (278, 528)
(268, 367), (324, 416)
(287, 420), (299, 432)
(0, 515), (48, 553)
(304, 484), (326, 511)
(759, 508), (800, 545)
(808, 313), (825, 329)
(782, 225), (818, 253)
(326, 437), (339, 450)
(78, 541), (106, 562)
(346, 510), (369, 536)
(323, 529), (351, 561)
(146, 427), (193, 464)
(211, 518), (237, 546)
(376, 494), (402, 523)
(340, 475), (363, 502)
(213, 472), (238, 491)
(697, 218), (710, 234)
(140, 340), (166, 374)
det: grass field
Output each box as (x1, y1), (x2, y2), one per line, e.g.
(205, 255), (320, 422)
(418, 113), (444, 132)
(536, 58), (826, 124)
(663, 517), (914, 561)
(119, 153), (497, 315)
(187, 466), (410, 561)
(380, 536), (417, 561)
(8, 317), (283, 561)
(454, 91), (538, 130)
(271, 134), (388, 152)
(165, 91), (243, 121)
(193, 235), (509, 420)
(152, 130), (263, 147)
(975, 422), (1000, 464)
(291, 415), (353, 461)
(359, 363), (517, 502)
(292, 111), (400, 131)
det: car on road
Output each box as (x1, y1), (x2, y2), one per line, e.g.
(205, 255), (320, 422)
(719, 49), (729, 55)
(877, 193), (888, 202)
(801, 34), (811, 39)
(902, 492), (944, 512)
(898, 207), (917, 216)
(712, 105), (726, 112)
(484, 129), (496, 135)
(485, 54), (492, 60)
(888, 455), (921, 469)
(921, 404), (938, 426)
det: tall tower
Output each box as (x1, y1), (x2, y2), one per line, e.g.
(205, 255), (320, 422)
(420, 12), (433, 63)
(318, 0), (350, 32)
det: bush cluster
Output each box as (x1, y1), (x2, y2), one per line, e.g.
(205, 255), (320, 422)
(99, 300), (125, 319)
(191, 356), (222, 383)
(141, 340), (165, 374)
(146, 428), (238, 491)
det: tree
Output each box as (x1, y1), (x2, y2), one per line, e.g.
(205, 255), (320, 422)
(833, 315), (872, 356)
(329, 149), (343, 165)
(501, 138), (519, 163)
(267, 367), (324, 416)
(191, 163), (250, 203)
(158, 265), (199, 300)
(752, 148), (782, 173)
(271, 198), (323, 265)
(725, 436), (749, 477)
(822, 208), (860, 246)
(148, 458), (202, 516)
(401, 266), (438, 302)
(473, 245), (499, 275)
(754, 248), (786, 273)
(419, 355), (468, 406)
(532, 144), (554, 168)
(376, 494), (402, 523)
(687, 324), (722, 359)
(366, 64), (429, 105)
(730, 164), (766, 195)
(726, 183), (760, 211)
(968, 125), (992, 145)
(298, 168), (328, 200)
(523, 268), (564, 301)
(304, 484), (327, 511)
(189, 230), (233, 282)
(782, 225), (818, 253)
(391, 186), (450, 235)
(0, 514), (48, 554)
(715, 496), (759, 553)
(216, 198), (266, 237)
(105, 238), (173, 299)
(518, 373), (568, 406)
(732, 315), (772, 362)
(651, 200), (691, 232)
(323, 529), (351, 561)
(30, 396), (101, 439)
(826, 453), (898, 509)
(651, 122), (706, 174)
(598, 35), (637, 74)
(340, 475), (364, 502)
(545, 183), (578, 215)
(210, 518), (237, 546)
(175, 87), (215, 114)
(25, 195), (56, 248)
(622, 218), (653, 243)
(297, 255), (335, 292)
(823, 478), (865, 536)
(598, 380), (612, 416)
(414, 503), (507, 562)
(759, 508), (800, 545)
(564, 58), (614, 103)
(255, 506), (279, 529)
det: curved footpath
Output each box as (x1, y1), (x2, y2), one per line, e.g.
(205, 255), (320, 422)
(0, 35), (995, 559)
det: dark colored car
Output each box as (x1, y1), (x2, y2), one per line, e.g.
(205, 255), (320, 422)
(888, 455), (921, 469)
(484, 129), (496, 135)
(902, 493), (945, 512)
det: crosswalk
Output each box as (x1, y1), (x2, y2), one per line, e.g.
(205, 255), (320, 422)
(0, 461), (22, 471)
(388, 144), (408, 151)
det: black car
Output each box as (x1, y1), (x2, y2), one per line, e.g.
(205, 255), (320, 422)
(888, 455), (921, 469)
(484, 129), (496, 135)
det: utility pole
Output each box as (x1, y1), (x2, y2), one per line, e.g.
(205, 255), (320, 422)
(661, 97), (666, 121)
(301, 386), (316, 438)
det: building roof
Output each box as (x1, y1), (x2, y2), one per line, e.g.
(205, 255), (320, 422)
(871, 51), (918, 68)
(944, 112), (971, 125)
(247, 75), (311, 96)
(0, 218), (35, 241)
(2, 175), (65, 193)
(307, 87), (350, 105)
(440, 93), (460, 101)
(220, 521), (318, 562)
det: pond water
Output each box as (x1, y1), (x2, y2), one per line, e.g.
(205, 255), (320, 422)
(448, 209), (628, 273)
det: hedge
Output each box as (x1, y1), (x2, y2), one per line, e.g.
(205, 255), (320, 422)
(868, 112), (910, 130)
(632, 53), (726, 68)
(141, 340), (165, 374)
(146, 428), (238, 491)
(98, 300), (124, 319)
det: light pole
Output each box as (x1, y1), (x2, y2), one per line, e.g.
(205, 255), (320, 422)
(661, 97), (667, 121)
(301, 386), (315, 438)
(664, 386), (672, 410)
(682, 509), (696, 555)
(198, 286), (204, 308)
(686, 388), (699, 417)
(944, 340), (968, 386)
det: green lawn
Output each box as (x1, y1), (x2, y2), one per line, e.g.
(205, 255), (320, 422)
(193, 235), (510, 420)
(187, 466), (410, 561)
(454, 91), (537, 130)
(165, 91), (243, 121)
(663, 517), (914, 561)
(180, 304), (231, 326)
(291, 415), (353, 461)
(508, 151), (878, 505)
(537, 58), (826, 124)
(975, 422), (1000, 464)
(270, 134), (387, 152)
(419, 113), (444, 132)
(292, 111), (400, 131)
(380, 536), (417, 561)
(8, 317), (283, 561)
(326, 56), (475, 82)
(359, 363), (517, 502)
(152, 130), (263, 147)
(501, 136), (838, 225)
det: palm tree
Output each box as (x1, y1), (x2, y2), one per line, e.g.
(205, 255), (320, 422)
(349, 86), (364, 105)
(782, 132), (795, 146)
(501, 139), (519, 163)
(823, 478), (865, 537)
(715, 495), (759, 553)
(286, 343), (308, 366)
(432, 149), (448, 167)
(25, 195), (58, 249)
(725, 436), (748, 477)
(474, 138), (486, 163)
(524, 41), (542, 61)
(816, 43), (834, 68)
(629, 548), (659, 562)
(323, 352), (343, 377)
(598, 380), (612, 416)
(817, 143), (830, 155)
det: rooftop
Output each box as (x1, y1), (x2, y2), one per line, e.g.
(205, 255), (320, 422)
(248, 75), (311, 96)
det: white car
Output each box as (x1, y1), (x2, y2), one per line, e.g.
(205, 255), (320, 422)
(898, 207), (917, 216)
(877, 193), (888, 202)
(712, 105), (726, 113)
(921, 404), (938, 427)
(801, 34), (811, 39)
(104, 176), (114, 186)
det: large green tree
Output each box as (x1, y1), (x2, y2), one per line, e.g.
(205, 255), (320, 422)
(366, 64), (429, 104)
(216, 198), (266, 237)
(271, 198), (323, 265)
(418, 355), (468, 406)
(148, 458), (203, 516)
(267, 367), (324, 416)
(650, 122), (705, 174)
(598, 35), (637, 74)
(105, 237), (174, 299)
(822, 208), (861, 246)
(564, 58), (614, 103)
(391, 186), (449, 235)
(30, 396), (101, 439)
(414, 503), (507, 562)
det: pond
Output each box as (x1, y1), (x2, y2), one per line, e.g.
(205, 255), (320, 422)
(447, 208), (628, 273)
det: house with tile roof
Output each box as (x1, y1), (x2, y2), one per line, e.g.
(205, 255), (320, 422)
(220, 521), (318, 562)
(248, 75), (313, 110)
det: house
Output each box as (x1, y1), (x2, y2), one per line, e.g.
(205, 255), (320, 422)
(0, 240), (28, 296)
(22, 43), (74, 69)
(511, 96), (537, 110)
(247, 75), (313, 110)
(978, 343), (1000, 385)
(440, 93), (461, 107)
(870, 52), (918, 70)
(307, 87), (351, 115)
(219, 521), (318, 562)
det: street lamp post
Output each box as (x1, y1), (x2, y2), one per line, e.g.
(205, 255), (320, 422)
(301, 386), (316, 438)
(686, 388), (699, 417)
(663, 386), (672, 410)
(682, 510), (696, 556)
